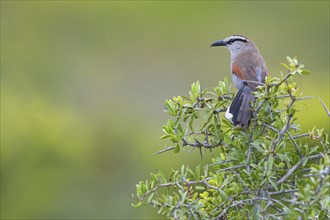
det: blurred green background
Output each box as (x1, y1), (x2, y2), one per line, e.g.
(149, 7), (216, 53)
(1, 1), (329, 219)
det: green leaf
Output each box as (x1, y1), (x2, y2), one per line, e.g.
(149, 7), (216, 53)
(300, 69), (310, 75)
(147, 193), (154, 203)
(266, 155), (274, 176)
(281, 63), (290, 70)
(157, 206), (163, 214)
(189, 81), (201, 102)
(269, 178), (278, 191)
(286, 56), (293, 64)
(189, 115), (194, 131)
(199, 191), (209, 199)
(132, 201), (143, 208)
(174, 144), (180, 153)
(160, 134), (170, 139)
(302, 157), (308, 166)
(222, 118), (232, 127)
(219, 190), (227, 200)
(195, 186), (205, 190)
(165, 99), (177, 116)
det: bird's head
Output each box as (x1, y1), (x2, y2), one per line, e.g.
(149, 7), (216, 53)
(211, 35), (256, 54)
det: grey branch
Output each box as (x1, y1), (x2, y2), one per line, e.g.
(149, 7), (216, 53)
(268, 189), (298, 196)
(289, 133), (309, 139)
(276, 153), (324, 185)
(287, 132), (303, 159)
(216, 164), (247, 172)
(320, 98), (330, 117)
(152, 146), (176, 155)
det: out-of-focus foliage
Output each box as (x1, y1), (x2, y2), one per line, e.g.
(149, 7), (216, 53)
(133, 58), (330, 219)
(1, 1), (329, 219)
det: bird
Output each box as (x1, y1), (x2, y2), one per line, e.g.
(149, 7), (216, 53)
(211, 35), (268, 129)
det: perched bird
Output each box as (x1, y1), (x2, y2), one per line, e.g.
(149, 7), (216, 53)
(211, 35), (268, 129)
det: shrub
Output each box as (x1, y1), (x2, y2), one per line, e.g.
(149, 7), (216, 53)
(132, 57), (329, 219)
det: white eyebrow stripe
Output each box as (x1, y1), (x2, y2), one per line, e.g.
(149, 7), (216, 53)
(233, 35), (247, 39)
(229, 36), (247, 41)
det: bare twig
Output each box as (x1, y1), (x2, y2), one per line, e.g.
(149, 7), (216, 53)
(216, 164), (246, 173)
(233, 171), (248, 191)
(216, 196), (288, 219)
(152, 146), (176, 155)
(276, 154), (323, 185)
(263, 123), (280, 133)
(242, 80), (266, 86)
(192, 97), (204, 108)
(287, 132), (303, 159)
(289, 133), (309, 139)
(268, 72), (293, 87)
(182, 138), (223, 149)
(271, 114), (292, 153)
(270, 90), (295, 153)
(268, 189), (298, 196)
(320, 98), (330, 117)
(276, 158), (304, 185)
(295, 96), (315, 101)
(217, 94), (232, 100)
(274, 94), (291, 99)
(246, 100), (263, 166)
(209, 159), (233, 167)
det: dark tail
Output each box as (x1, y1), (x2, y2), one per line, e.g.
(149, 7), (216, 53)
(229, 84), (254, 129)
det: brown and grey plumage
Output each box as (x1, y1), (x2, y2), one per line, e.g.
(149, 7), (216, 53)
(211, 35), (268, 129)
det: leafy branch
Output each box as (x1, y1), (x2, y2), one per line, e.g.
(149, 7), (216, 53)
(133, 57), (330, 219)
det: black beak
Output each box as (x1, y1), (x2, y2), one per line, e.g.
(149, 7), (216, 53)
(210, 39), (226, 47)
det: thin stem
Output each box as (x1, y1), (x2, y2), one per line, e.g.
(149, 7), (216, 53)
(287, 132), (303, 159)
(216, 164), (246, 172)
(276, 154), (323, 185)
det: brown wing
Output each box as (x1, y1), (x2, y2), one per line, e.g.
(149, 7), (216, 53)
(232, 52), (268, 90)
